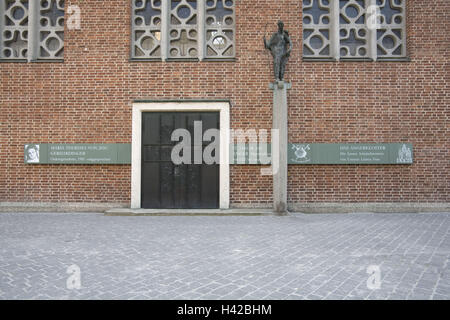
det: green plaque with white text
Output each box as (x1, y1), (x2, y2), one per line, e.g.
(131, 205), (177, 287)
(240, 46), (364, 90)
(288, 143), (413, 165)
(229, 143), (413, 165)
(25, 143), (413, 165)
(24, 144), (131, 165)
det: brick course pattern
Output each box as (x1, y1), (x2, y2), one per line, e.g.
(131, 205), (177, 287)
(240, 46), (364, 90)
(0, 1), (449, 205)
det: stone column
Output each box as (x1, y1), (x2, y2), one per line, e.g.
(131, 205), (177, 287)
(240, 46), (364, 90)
(270, 81), (291, 215)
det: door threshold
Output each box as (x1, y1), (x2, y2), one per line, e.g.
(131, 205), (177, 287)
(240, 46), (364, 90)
(104, 208), (277, 216)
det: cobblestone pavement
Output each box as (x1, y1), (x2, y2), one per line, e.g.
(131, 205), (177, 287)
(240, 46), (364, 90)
(0, 212), (449, 300)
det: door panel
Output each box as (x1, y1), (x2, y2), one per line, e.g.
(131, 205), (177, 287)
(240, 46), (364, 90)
(141, 112), (220, 209)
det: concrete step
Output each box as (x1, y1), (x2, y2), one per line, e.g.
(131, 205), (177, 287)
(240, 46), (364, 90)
(104, 208), (281, 216)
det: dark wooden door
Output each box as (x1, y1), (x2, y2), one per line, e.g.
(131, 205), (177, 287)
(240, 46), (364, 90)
(141, 112), (220, 209)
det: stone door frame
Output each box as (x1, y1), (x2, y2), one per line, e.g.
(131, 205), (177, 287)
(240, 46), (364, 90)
(131, 101), (230, 209)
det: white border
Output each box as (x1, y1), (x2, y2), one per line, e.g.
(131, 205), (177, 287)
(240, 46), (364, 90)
(131, 102), (230, 209)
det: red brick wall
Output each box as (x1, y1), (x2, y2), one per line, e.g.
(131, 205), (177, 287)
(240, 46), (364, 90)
(1, 0), (448, 205)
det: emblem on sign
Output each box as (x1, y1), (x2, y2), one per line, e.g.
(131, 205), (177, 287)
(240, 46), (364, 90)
(396, 144), (413, 164)
(291, 144), (311, 163)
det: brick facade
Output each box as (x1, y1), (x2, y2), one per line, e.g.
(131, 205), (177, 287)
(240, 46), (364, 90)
(1, 0), (449, 207)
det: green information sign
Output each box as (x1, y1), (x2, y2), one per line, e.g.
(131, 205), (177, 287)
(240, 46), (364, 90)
(230, 143), (272, 165)
(24, 144), (131, 164)
(25, 143), (413, 165)
(230, 143), (413, 165)
(288, 143), (413, 165)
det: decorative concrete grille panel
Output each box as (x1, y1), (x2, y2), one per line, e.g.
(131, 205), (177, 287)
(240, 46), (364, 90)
(38, 0), (64, 59)
(131, 0), (235, 60)
(339, 0), (368, 58)
(169, 0), (198, 58)
(302, 0), (407, 60)
(0, 0), (65, 61)
(376, 0), (406, 58)
(205, 0), (234, 58)
(302, 0), (332, 58)
(132, 0), (162, 58)
(0, 0), (29, 59)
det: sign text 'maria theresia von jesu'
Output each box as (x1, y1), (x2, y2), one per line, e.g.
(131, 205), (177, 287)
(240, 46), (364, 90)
(24, 144), (131, 164)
